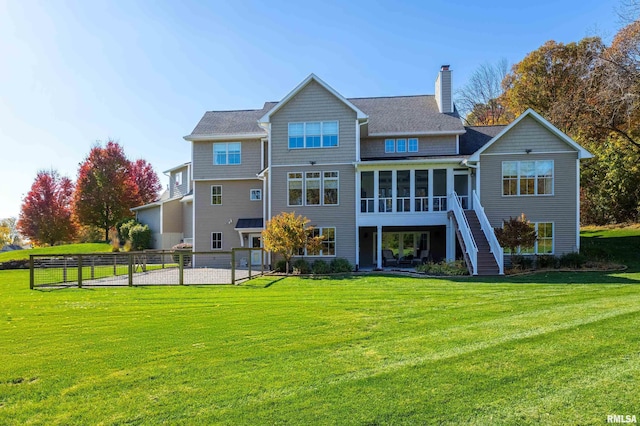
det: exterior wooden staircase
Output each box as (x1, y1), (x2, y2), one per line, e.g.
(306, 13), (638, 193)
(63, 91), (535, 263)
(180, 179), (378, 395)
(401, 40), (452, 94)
(462, 210), (500, 276)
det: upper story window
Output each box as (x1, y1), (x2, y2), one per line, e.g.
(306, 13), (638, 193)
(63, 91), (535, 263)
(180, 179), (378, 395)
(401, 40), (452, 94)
(250, 189), (262, 201)
(214, 142), (241, 165)
(175, 171), (183, 186)
(385, 138), (419, 154)
(288, 171), (339, 206)
(502, 160), (554, 196)
(211, 185), (222, 205)
(288, 121), (339, 149)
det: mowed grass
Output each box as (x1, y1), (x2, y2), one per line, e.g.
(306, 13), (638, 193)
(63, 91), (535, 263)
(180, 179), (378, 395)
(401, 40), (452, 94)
(0, 243), (112, 263)
(1, 230), (639, 424)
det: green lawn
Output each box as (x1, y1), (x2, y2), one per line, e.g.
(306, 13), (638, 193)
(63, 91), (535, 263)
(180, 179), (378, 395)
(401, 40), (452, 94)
(1, 229), (639, 424)
(0, 243), (112, 263)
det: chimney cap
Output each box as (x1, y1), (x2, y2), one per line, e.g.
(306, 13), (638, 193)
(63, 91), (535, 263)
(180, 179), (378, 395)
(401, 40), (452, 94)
(441, 65), (450, 71)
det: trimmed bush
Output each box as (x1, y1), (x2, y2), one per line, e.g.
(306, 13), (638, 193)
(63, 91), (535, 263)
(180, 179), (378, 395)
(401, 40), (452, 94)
(329, 258), (353, 273)
(511, 255), (534, 270)
(536, 254), (558, 269)
(416, 260), (469, 276)
(274, 259), (291, 273)
(312, 260), (331, 274)
(559, 252), (587, 268)
(129, 224), (152, 250)
(292, 258), (311, 274)
(118, 220), (137, 244)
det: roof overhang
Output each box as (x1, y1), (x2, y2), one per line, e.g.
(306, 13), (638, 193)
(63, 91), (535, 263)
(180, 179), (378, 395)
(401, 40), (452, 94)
(163, 163), (191, 174)
(180, 194), (193, 203)
(368, 130), (466, 137)
(467, 109), (593, 161)
(258, 73), (368, 124)
(131, 201), (163, 212)
(354, 157), (468, 168)
(183, 132), (266, 142)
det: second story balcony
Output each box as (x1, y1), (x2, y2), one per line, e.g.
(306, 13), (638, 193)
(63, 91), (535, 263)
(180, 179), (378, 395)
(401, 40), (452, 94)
(357, 167), (471, 227)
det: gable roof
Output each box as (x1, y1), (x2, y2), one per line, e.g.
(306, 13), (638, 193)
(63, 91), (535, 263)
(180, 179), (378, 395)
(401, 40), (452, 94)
(258, 73), (367, 123)
(184, 102), (276, 141)
(350, 96), (465, 135)
(467, 109), (593, 161)
(459, 125), (506, 155)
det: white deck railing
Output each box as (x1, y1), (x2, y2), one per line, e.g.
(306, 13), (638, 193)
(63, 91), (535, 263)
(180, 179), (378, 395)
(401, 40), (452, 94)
(472, 190), (504, 275)
(449, 191), (477, 275)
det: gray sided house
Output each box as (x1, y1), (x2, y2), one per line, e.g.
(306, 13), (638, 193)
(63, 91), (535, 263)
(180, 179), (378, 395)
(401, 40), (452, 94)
(133, 66), (592, 275)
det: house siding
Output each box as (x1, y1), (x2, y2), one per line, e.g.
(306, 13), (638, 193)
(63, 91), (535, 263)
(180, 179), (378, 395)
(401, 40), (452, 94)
(169, 166), (189, 198)
(270, 164), (356, 265)
(182, 201), (193, 239)
(480, 151), (579, 255)
(162, 199), (183, 233)
(270, 80), (357, 166)
(192, 138), (263, 180)
(193, 179), (263, 252)
(360, 135), (457, 158)
(483, 116), (570, 154)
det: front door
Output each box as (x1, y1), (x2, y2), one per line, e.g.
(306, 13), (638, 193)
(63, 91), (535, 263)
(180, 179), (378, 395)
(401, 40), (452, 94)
(249, 234), (262, 266)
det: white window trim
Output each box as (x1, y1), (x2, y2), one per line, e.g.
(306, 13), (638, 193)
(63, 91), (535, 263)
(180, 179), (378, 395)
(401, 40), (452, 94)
(408, 138), (419, 152)
(396, 138), (407, 153)
(501, 160), (554, 197)
(213, 142), (242, 165)
(294, 226), (337, 257)
(211, 232), (223, 250)
(250, 188), (262, 201)
(287, 171), (339, 207)
(385, 139), (395, 153)
(504, 221), (554, 255)
(288, 121), (340, 150)
(211, 185), (222, 205)
(175, 171), (183, 186)
(287, 172), (303, 207)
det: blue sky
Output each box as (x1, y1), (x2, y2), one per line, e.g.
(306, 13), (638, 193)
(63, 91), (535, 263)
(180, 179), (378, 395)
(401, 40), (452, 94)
(0, 0), (622, 219)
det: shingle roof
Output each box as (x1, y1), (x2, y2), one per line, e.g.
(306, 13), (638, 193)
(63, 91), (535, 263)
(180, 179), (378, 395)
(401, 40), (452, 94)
(349, 95), (465, 135)
(189, 102), (277, 136)
(188, 93), (466, 137)
(459, 125), (506, 155)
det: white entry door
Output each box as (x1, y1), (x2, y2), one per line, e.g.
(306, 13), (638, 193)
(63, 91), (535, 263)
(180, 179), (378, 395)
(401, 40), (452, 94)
(249, 234), (263, 266)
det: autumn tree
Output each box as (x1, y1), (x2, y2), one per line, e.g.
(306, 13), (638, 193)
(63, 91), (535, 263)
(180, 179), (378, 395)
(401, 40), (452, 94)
(18, 170), (77, 246)
(0, 217), (20, 245)
(74, 141), (141, 241)
(494, 214), (537, 264)
(0, 224), (10, 247)
(455, 59), (514, 125)
(262, 211), (323, 273)
(130, 158), (162, 205)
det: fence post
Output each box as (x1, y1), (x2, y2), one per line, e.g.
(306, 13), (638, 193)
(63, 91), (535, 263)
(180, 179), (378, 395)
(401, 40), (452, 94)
(261, 250), (264, 275)
(231, 249), (236, 285)
(29, 255), (34, 290)
(113, 256), (117, 276)
(128, 254), (133, 286)
(179, 253), (184, 285)
(91, 257), (95, 279)
(248, 249), (252, 278)
(63, 257), (67, 283)
(77, 255), (83, 289)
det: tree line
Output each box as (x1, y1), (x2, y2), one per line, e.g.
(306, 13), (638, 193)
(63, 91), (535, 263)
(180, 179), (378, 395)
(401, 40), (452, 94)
(16, 140), (161, 246)
(456, 13), (640, 224)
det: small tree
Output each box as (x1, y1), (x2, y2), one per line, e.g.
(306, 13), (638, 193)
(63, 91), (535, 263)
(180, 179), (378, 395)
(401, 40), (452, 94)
(262, 212), (323, 274)
(494, 214), (537, 264)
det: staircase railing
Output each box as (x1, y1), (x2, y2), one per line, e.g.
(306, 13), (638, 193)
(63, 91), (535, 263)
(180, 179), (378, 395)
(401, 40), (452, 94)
(472, 190), (504, 275)
(449, 191), (477, 275)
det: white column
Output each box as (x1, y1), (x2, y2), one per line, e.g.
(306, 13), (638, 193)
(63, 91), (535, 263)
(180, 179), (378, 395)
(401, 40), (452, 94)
(446, 167), (455, 200)
(373, 170), (379, 213)
(376, 225), (383, 269)
(428, 169), (434, 212)
(446, 216), (456, 261)
(409, 169), (415, 212)
(355, 170), (360, 269)
(391, 170), (397, 213)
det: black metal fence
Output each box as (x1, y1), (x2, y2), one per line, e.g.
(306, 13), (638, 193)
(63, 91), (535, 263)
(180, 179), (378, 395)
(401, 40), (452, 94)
(30, 248), (267, 289)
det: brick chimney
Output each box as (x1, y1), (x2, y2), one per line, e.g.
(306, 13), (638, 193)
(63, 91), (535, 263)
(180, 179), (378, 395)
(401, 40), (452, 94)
(435, 65), (453, 113)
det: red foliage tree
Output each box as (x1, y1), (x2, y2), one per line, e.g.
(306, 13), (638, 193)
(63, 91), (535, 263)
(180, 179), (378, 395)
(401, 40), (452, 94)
(130, 158), (161, 205)
(74, 141), (140, 241)
(18, 169), (77, 246)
